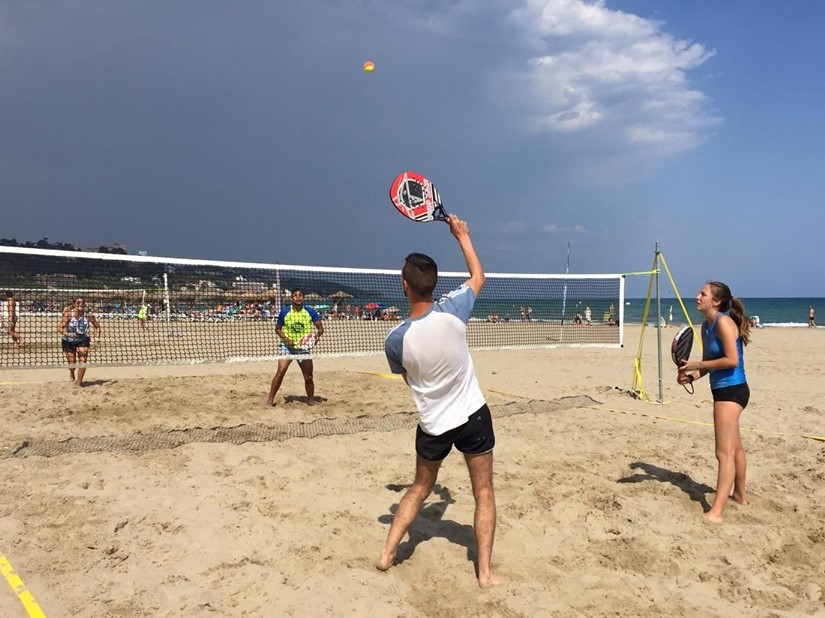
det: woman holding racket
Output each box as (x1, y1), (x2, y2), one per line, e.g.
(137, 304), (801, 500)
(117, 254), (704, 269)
(678, 281), (751, 524)
(267, 288), (324, 407)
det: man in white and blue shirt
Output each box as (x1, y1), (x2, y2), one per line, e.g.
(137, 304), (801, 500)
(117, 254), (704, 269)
(377, 214), (501, 589)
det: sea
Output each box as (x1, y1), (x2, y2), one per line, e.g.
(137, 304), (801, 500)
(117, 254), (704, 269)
(623, 297), (822, 328)
(462, 297), (823, 328)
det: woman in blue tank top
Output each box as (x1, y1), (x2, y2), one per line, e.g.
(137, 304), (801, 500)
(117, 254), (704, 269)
(677, 281), (751, 524)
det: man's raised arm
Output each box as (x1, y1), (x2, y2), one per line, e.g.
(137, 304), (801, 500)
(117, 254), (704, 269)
(447, 214), (484, 298)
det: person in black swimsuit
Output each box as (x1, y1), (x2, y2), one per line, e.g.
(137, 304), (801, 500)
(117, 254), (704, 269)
(59, 297), (102, 386)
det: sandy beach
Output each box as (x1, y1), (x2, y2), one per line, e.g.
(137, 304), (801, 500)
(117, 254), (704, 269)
(1, 325), (823, 617)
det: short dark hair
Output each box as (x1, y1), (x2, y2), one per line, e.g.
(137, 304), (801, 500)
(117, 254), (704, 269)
(5, 290), (12, 299)
(402, 253), (438, 297)
(291, 288), (304, 296)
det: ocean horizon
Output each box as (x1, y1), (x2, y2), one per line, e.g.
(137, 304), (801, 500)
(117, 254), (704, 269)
(619, 297), (821, 328)
(465, 297), (822, 329)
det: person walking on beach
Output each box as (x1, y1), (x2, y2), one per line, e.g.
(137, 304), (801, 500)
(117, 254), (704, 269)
(2, 290), (24, 347)
(809, 305), (816, 328)
(266, 288), (324, 406)
(377, 214), (501, 588)
(59, 297), (102, 386)
(678, 281), (751, 524)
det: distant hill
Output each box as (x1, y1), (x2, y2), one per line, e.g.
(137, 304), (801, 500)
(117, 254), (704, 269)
(0, 237), (127, 254)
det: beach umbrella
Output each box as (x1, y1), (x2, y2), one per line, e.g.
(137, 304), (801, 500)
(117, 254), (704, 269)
(364, 302), (381, 310)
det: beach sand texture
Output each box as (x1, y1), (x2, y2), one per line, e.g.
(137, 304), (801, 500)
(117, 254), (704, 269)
(0, 325), (823, 617)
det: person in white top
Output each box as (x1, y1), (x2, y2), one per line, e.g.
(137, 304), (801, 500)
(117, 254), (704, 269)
(377, 214), (501, 588)
(2, 290), (24, 347)
(58, 297), (102, 386)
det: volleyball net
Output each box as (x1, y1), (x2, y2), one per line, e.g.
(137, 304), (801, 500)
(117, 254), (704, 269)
(0, 246), (625, 369)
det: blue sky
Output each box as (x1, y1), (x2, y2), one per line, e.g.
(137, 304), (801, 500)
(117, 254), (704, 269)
(1, 1), (823, 298)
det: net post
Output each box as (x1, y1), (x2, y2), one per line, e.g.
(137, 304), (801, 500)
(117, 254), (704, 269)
(655, 242), (664, 403)
(618, 275), (626, 347)
(630, 257), (657, 399)
(274, 266), (282, 315)
(163, 272), (173, 337)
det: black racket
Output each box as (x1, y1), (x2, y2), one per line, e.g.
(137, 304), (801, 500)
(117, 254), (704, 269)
(671, 326), (695, 394)
(389, 171), (448, 223)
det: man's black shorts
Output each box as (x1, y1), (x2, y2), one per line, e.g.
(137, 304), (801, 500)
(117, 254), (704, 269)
(416, 404), (495, 462)
(711, 382), (750, 409)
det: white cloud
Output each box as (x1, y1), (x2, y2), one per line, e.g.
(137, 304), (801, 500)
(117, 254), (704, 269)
(543, 223), (586, 233)
(503, 0), (720, 161)
(502, 220), (530, 233)
(499, 221), (586, 235)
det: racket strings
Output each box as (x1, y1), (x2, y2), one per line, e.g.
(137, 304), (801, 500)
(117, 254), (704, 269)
(672, 326), (694, 394)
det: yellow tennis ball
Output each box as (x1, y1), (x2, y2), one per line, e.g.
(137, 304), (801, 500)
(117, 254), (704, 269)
(363, 61), (375, 73)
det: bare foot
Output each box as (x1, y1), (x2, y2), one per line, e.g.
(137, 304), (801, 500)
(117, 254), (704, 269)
(704, 512), (723, 524)
(731, 492), (749, 506)
(266, 399), (275, 407)
(376, 548), (396, 571)
(307, 398), (315, 406)
(478, 573), (504, 589)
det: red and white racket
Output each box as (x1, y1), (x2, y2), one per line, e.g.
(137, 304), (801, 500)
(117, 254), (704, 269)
(297, 333), (316, 352)
(389, 171), (448, 223)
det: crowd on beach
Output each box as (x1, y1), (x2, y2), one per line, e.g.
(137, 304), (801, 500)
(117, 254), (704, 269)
(2, 298), (402, 323)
